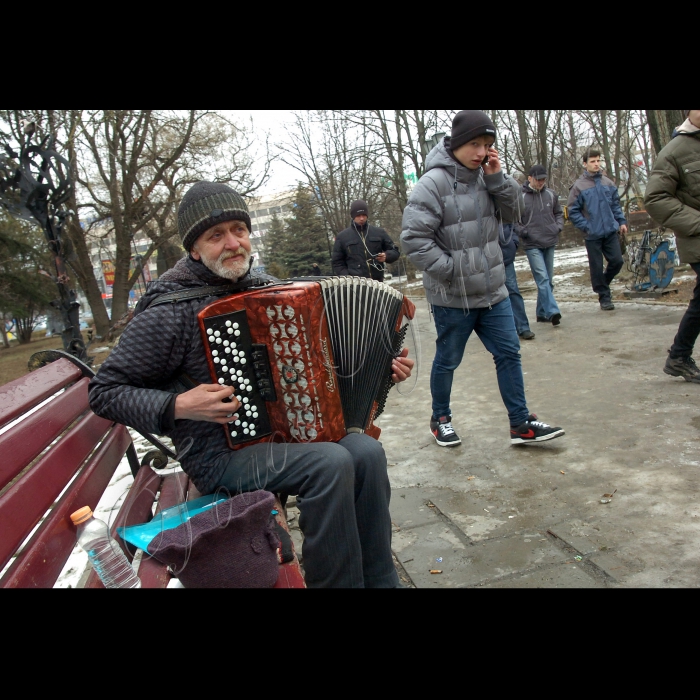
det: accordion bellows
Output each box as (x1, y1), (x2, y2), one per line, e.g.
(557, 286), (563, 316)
(198, 277), (415, 449)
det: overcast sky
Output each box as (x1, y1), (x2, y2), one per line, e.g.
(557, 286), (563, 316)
(227, 110), (300, 195)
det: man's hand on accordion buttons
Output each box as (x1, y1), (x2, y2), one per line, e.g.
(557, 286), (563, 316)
(392, 347), (415, 383)
(174, 383), (242, 424)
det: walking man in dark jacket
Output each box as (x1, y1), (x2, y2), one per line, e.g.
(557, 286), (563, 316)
(88, 181), (414, 588)
(401, 110), (564, 448)
(332, 200), (399, 282)
(517, 165), (564, 326)
(645, 109), (700, 383)
(500, 223), (534, 339)
(567, 149), (627, 310)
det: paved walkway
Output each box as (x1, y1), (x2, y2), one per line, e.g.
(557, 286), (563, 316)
(370, 296), (700, 588)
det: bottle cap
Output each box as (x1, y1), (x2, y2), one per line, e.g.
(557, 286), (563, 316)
(70, 506), (94, 525)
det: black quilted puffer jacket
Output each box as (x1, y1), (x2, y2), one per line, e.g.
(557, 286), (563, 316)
(88, 255), (277, 495)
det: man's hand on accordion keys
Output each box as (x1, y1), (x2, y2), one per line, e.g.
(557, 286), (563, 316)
(391, 347), (415, 384)
(174, 383), (243, 424)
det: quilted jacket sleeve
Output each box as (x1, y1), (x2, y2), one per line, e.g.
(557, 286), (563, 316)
(88, 302), (196, 436)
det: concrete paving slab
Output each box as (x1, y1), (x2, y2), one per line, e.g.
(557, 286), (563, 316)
(376, 282), (700, 588)
(482, 562), (604, 588)
(396, 526), (568, 588)
(547, 519), (614, 556)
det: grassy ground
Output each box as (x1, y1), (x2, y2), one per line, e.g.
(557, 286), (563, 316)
(0, 332), (113, 385)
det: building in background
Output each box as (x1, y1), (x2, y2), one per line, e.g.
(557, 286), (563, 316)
(247, 189), (296, 270)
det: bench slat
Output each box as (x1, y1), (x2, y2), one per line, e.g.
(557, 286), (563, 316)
(0, 410), (114, 572)
(0, 378), (92, 491)
(0, 359), (82, 430)
(84, 465), (166, 588)
(0, 423), (132, 588)
(132, 471), (191, 589)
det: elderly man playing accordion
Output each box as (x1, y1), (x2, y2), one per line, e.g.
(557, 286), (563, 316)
(89, 182), (414, 588)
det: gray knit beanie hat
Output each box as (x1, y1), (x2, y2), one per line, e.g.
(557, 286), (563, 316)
(178, 181), (251, 252)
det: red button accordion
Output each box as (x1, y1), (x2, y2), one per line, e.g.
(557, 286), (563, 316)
(198, 277), (416, 450)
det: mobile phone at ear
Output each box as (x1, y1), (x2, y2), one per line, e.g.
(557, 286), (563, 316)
(482, 154), (490, 166)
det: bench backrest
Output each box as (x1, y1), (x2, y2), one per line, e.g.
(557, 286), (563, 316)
(0, 357), (305, 589)
(0, 358), (137, 587)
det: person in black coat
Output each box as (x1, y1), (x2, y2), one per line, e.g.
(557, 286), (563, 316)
(332, 200), (399, 282)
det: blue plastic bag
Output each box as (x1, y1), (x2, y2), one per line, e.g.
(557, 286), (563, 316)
(117, 494), (228, 550)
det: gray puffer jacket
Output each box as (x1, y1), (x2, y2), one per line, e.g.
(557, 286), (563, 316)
(400, 139), (523, 309)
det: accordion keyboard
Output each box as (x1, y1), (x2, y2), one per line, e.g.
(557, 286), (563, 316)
(202, 310), (273, 446)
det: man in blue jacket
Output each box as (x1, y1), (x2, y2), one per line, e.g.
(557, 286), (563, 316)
(567, 149), (628, 310)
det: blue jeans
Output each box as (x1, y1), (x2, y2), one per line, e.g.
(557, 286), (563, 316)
(504, 262), (531, 334)
(525, 247), (560, 319)
(430, 299), (530, 427)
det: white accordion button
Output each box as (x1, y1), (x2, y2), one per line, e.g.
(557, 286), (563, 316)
(246, 385), (253, 392)
(234, 330), (241, 337)
(252, 412), (258, 418)
(250, 430), (256, 436)
(227, 328), (233, 335)
(218, 378), (225, 384)
(225, 320), (231, 327)
(214, 357), (220, 364)
(240, 357), (247, 364)
(223, 340), (229, 347)
(230, 430), (237, 437)
(212, 349), (218, 356)
(236, 370), (243, 377)
(214, 330), (220, 337)
(233, 322), (239, 329)
(242, 397), (249, 404)
(243, 428), (249, 435)
(235, 419), (241, 426)
(216, 338), (222, 344)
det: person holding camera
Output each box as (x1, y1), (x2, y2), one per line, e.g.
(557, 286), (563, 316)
(332, 200), (399, 282)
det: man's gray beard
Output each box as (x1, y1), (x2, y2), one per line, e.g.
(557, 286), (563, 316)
(201, 249), (251, 280)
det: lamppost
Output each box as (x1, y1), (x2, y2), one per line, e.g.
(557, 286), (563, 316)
(0, 122), (89, 363)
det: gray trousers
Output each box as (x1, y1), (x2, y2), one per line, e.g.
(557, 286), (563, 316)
(212, 433), (399, 589)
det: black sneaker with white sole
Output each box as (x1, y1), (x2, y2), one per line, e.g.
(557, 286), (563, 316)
(510, 418), (565, 445)
(430, 415), (462, 447)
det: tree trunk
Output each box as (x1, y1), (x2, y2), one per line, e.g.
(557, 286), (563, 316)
(646, 110), (685, 153)
(157, 239), (185, 276)
(515, 111), (532, 175)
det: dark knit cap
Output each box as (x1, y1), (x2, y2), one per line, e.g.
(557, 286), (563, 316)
(350, 199), (369, 219)
(178, 181), (251, 252)
(450, 110), (497, 150)
(529, 164), (547, 179)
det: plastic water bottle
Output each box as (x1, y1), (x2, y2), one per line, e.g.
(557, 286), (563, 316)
(70, 506), (141, 589)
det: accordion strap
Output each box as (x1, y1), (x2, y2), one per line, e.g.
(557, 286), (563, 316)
(147, 276), (276, 309)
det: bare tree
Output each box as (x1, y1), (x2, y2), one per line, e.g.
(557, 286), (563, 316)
(3, 110), (271, 337)
(646, 110), (686, 153)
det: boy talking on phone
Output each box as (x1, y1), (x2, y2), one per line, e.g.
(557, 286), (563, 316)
(401, 110), (565, 447)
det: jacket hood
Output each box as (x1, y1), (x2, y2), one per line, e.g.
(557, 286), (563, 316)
(425, 138), (480, 184)
(522, 181), (547, 194)
(675, 117), (700, 136)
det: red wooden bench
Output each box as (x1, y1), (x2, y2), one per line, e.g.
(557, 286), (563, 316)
(0, 352), (305, 588)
